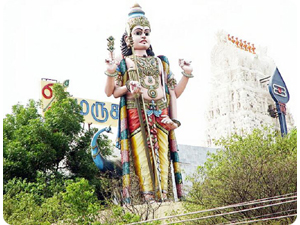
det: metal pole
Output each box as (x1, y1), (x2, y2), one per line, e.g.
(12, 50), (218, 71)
(275, 102), (287, 136)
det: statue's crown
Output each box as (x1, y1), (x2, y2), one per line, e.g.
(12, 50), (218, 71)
(126, 3), (151, 34)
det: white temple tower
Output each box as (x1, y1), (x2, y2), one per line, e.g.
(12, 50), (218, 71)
(206, 31), (294, 147)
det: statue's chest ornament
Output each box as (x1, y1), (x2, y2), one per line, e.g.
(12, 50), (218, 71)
(136, 57), (160, 98)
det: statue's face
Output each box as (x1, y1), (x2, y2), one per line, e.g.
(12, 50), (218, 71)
(131, 26), (151, 50)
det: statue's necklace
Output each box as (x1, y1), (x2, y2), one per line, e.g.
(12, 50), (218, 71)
(135, 56), (160, 98)
(148, 76), (153, 83)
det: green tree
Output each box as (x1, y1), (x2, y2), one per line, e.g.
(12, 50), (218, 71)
(66, 127), (113, 180)
(3, 84), (114, 191)
(185, 127), (297, 224)
(3, 84), (84, 182)
(4, 100), (57, 181)
(66, 127), (115, 200)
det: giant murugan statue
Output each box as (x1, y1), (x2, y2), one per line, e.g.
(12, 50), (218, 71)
(104, 3), (193, 203)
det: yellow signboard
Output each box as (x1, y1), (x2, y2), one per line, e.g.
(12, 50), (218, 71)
(41, 80), (61, 114)
(74, 97), (119, 127)
(40, 80), (119, 127)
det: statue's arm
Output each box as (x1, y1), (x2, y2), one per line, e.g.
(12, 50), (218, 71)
(104, 71), (128, 98)
(161, 66), (179, 130)
(113, 57), (142, 98)
(169, 88), (177, 120)
(105, 56), (142, 98)
(104, 55), (129, 98)
(174, 76), (189, 98)
(112, 84), (128, 98)
(104, 53), (119, 97)
(111, 69), (129, 98)
(161, 87), (180, 130)
(174, 59), (193, 98)
(105, 76), (115, 97)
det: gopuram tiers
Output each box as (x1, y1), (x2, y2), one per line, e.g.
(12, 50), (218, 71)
(206, 31), (294, 147)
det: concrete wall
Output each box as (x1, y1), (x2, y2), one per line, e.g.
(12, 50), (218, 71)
(177, 144), (217, 194)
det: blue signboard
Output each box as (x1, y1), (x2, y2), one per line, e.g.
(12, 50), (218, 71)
(268, 68), (290, 104)
(268, 68), (290, 136)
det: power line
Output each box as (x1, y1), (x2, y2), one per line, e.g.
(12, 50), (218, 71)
(215, 209), (297, 225)
(163, 199), (296, 225)
(126, 193), (297, 225)
(224, 214), (297, 225)
(233, 208), (296, 221)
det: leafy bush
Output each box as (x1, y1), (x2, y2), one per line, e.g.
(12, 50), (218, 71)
(61, 178), (101, 222)
(185, 127), (297, 224)
(3, 178), (103, 224)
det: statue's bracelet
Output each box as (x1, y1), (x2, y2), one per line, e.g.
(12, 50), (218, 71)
(172, 119), (181, 128)
(105, 70), (118, 77)
(181, 71), (194, 78)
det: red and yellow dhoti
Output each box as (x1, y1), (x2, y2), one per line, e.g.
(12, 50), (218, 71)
(127, 98), (171, 196)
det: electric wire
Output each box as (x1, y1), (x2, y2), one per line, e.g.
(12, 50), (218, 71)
(223, 214), (297, 225)
(126, 193), (296, 225)
(223, 208), (297, 224)
(163, 199), (296, 225)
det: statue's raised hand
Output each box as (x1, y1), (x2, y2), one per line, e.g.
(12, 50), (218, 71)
(105, 53), (119, 74)
(179, 59), (193, 75)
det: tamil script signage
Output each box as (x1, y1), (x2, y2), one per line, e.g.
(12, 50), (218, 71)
(41, 80), (119, 127)
(74, 98), (119, 127)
